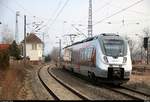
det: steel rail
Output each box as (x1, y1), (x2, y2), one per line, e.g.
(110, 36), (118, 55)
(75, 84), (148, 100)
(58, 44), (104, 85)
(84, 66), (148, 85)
(101, 85), (147, 100)
(38, 67), (60, 100)
(120, 85), (150, 98)
(47, 67), (90, 100)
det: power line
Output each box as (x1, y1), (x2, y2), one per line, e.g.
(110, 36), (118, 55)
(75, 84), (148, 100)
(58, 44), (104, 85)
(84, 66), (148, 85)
(13, 0), (47, 32)
(0, 1), (36, 36)
(37, 0), (62, 31)
(13, 0), (31, 14)
(93, 0), (144, 26)
(0, 1), (16, 14)
(46, 0), (70, 32)
(109, 2), (150, 16)
(63, 34), (77, 44)
(71, 24), (87, 38)
(13, 0), (46, 22)
(79, 0), (112, 23)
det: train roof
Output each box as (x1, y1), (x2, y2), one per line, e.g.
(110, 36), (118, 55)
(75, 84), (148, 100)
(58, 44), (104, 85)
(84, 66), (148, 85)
(63, 33), (120, 49)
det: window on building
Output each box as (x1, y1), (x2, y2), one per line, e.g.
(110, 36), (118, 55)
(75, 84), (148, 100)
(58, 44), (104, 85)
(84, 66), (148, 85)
(39, 44), (41, 48)
(32, 44), (37, 50)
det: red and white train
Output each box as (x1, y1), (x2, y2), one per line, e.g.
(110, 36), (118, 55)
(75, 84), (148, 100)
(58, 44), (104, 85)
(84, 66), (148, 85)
(62, 33), (132, 85)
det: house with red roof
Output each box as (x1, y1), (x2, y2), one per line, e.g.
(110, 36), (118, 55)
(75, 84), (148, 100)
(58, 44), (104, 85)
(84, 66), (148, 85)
(0, 44), (10, 51)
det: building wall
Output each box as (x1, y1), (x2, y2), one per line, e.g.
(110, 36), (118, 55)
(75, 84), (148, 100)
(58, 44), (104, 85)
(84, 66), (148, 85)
(0, 44), (10, 50)
(26, 43), (43, 61)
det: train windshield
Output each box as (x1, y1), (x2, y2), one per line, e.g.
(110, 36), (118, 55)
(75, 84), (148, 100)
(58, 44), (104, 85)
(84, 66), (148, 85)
(102, 39), (127, 57)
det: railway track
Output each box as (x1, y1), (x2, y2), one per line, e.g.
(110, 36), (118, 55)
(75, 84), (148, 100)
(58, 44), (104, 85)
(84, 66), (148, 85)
(57, 67), (150, 100)
(38, 67), (59, 100)
(63, 67), (150, 100)
(120, 85), (150, 97)
(38, 66), (90, 100)
(95, 82), (150, 100)
(61, 67), (150, 100)
(47, 67), (90, 100)
(38, 65), (150, 100)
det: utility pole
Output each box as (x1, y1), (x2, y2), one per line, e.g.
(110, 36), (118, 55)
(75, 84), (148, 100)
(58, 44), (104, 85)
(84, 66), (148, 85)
(141, 46), (142, 63)
(15, 11), (19, 44)
(59, 39), (61, 64)
(42, 32), (45, 61)
(56, 36), (62, 67)
(88, 0), (93, 38)
(144, 36), (149, 64)
(42, 32), (45, 57)
(147, 38), (149, 64)
(24, 15), (26, 64)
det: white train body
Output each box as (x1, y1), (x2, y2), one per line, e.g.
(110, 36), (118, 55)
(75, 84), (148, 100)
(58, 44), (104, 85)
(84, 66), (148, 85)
(62, 33), (132, 84)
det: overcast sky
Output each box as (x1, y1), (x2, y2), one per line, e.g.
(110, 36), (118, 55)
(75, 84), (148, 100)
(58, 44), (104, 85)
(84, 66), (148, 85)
(0, 0), (150, 54)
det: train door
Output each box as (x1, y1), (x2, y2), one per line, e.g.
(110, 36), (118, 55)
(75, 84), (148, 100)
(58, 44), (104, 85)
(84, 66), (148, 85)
(88, 47), (96, 73)
(91, 48), (96, 67)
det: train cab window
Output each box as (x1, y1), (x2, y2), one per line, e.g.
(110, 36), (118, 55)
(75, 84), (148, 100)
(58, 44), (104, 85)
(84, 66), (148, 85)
(102, 38), (127, 57)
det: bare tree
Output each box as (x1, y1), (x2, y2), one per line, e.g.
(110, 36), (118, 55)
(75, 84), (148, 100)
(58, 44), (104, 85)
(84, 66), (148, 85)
(143, 27), (150, 64)
(143, 27), (150, 37)
(50, 47), (59, 62)
(1, 25), (13, 44)
(125, 36), (141, 63)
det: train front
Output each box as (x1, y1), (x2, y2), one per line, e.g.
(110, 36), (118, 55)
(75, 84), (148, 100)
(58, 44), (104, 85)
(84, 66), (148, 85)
(97, 34), (132, 85)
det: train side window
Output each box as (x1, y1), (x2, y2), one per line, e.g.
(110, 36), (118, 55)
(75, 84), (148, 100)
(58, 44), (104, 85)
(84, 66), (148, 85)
(84, 48), (87, 65)
(85, 48), (88, 60)
(91, 48), (96, 66)
(80, 49), (84, 65)
(81, 49), (84, 61)
(87, 48), (92, 61)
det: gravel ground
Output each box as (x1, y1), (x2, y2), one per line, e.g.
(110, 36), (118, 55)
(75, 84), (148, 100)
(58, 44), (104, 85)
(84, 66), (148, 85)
(17, 63), (53, 100)
(40, 65), (82, 100)
(123, 73), (150, 95)
(0, 61), (149, 100)
(0, 61), (53, 100)
(122, 65), (150, 95)
(50, 67), (134, 100)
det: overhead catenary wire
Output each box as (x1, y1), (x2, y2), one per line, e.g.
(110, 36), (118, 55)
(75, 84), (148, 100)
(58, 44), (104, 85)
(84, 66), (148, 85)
(79, 0), (112, 23)
(13, 0), (47, 22)
(34, 0), (69, 32)
(0, 1), (16, 14)
(36, 0), (62, 31)
(41, 0), (70, 32)
(108, 2), (150, 16)
(0, 1), (37, 34)
(93, 0), (144, 26)
(12, 0), (48, 32)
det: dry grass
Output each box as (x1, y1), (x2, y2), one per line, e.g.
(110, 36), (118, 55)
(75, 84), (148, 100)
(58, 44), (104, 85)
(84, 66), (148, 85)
(0, 61), (27, 99)
(125, 67), (150, 94)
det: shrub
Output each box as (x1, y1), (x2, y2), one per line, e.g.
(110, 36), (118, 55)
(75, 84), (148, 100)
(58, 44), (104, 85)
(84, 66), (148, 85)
(0, 49), (9, 69)
(9, 40), (21, 60)
(45, 54), (51, 62)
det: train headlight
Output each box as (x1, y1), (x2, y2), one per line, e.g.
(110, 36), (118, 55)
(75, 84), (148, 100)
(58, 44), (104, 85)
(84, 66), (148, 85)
(123, 57), (127, 63)
(103, 56), (108, 63)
